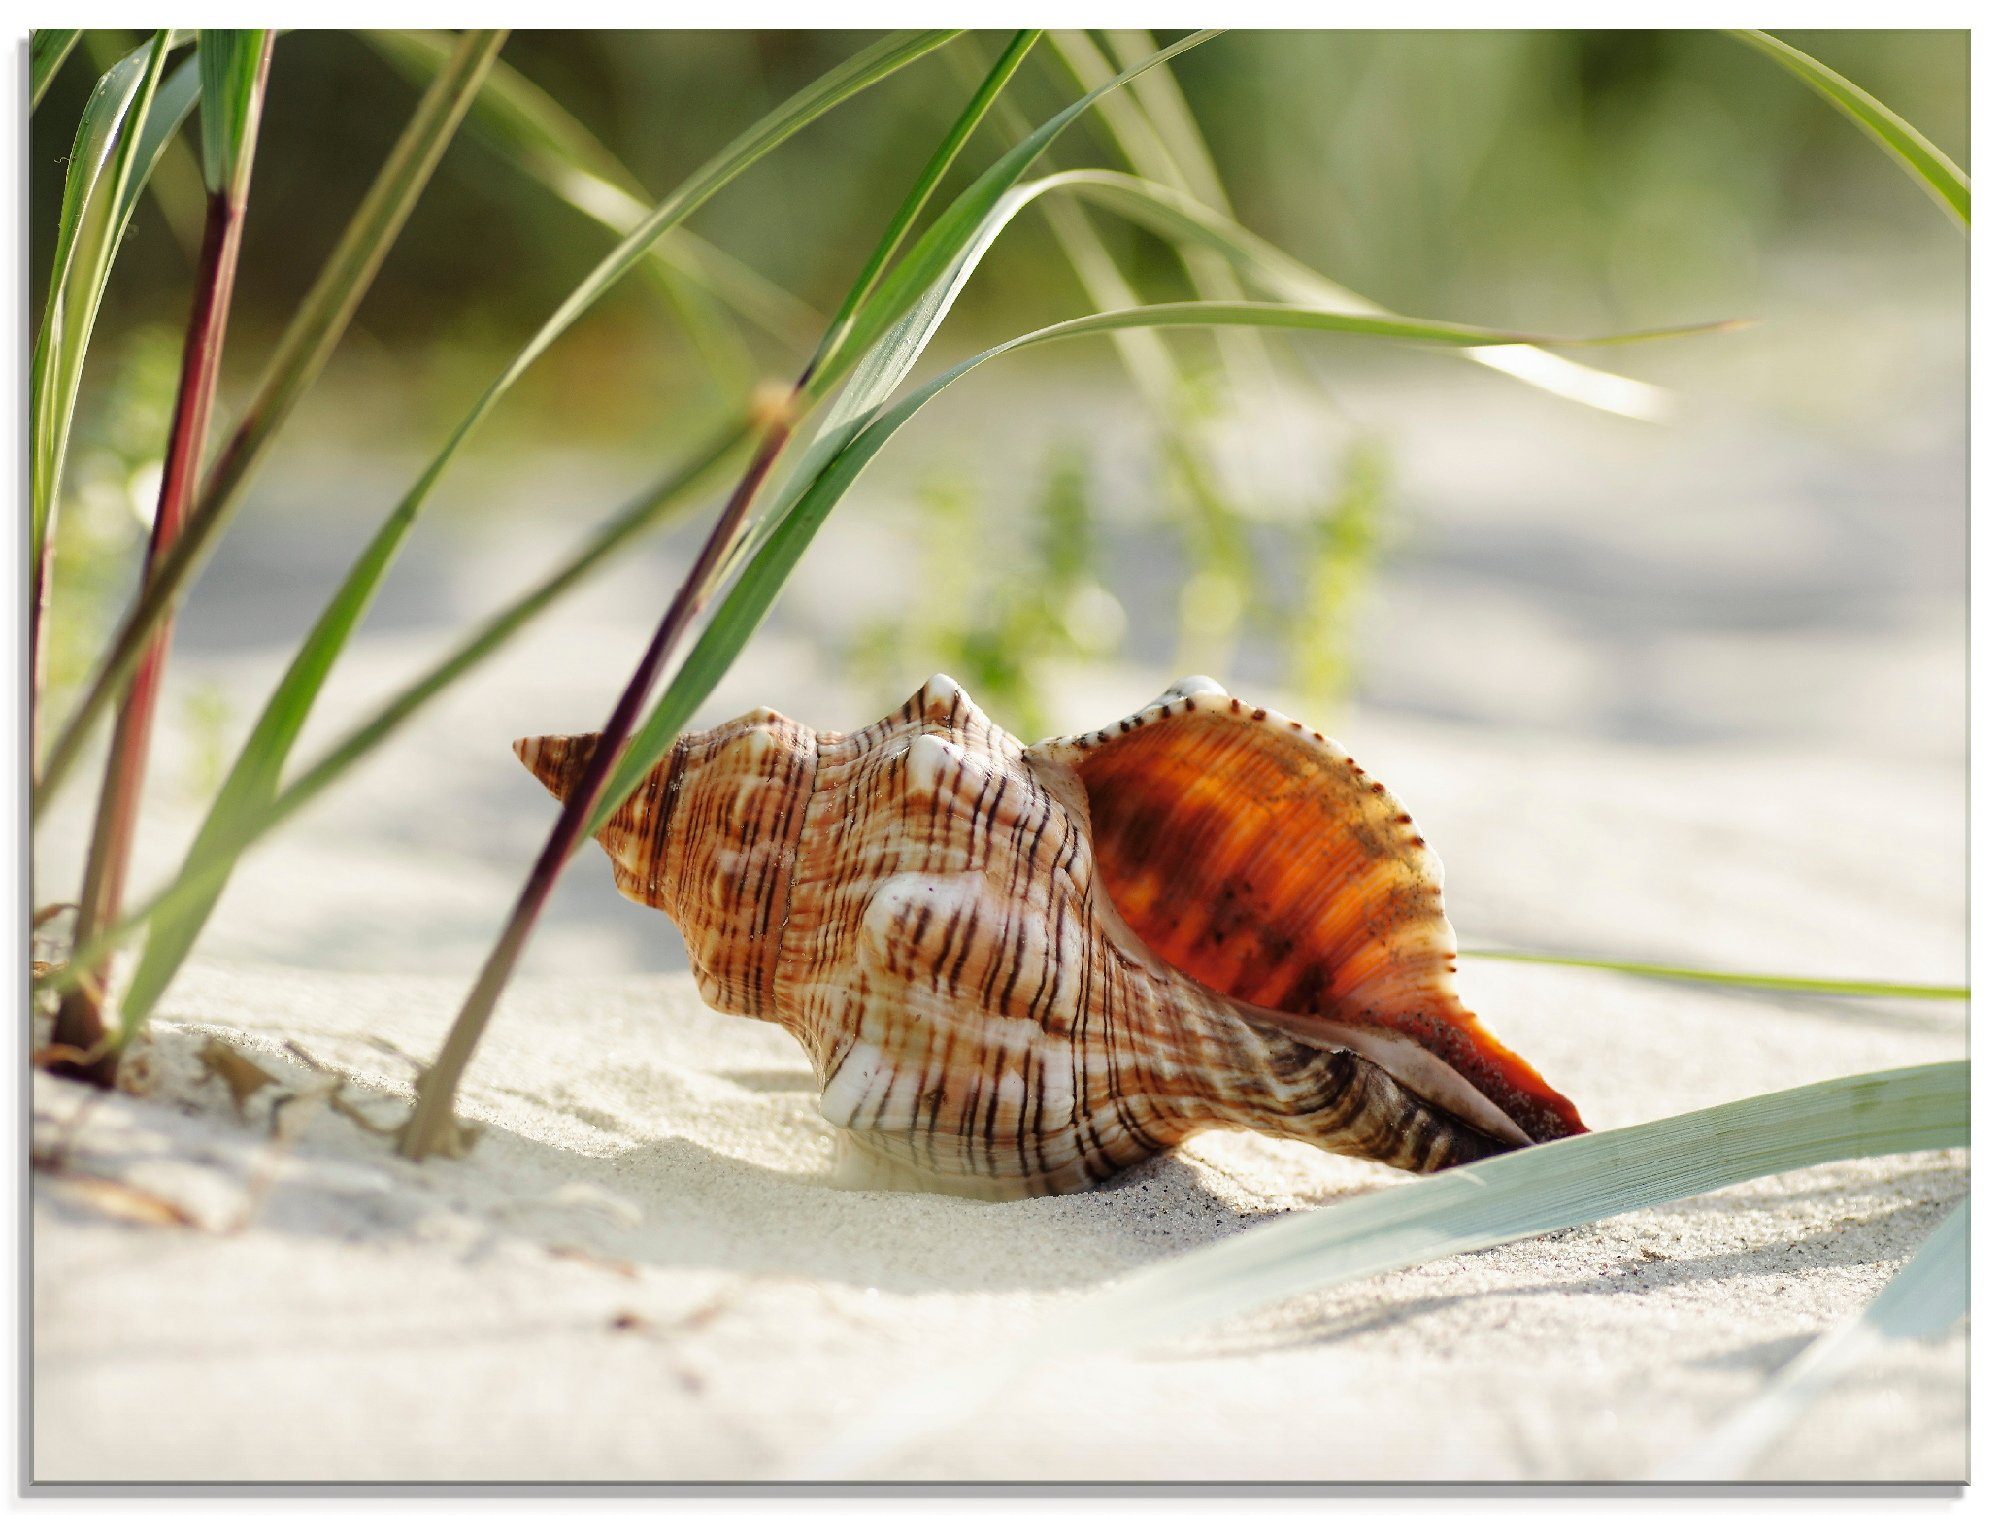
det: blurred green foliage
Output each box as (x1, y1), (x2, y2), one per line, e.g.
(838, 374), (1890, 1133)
(32, 30), (1967, 435)
(30, 29), (1968, 728)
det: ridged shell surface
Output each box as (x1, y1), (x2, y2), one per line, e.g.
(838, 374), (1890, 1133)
(518, 674), (1585, 1197)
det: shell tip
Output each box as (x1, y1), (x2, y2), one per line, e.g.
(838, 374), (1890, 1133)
(514, 731), (601, 804)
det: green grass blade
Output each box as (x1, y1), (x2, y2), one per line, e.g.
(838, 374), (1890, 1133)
(807, 30), (1042, 378)
(1056, 168), (1680, 419)
(1730, 30), (1969, 227)
(1659, 1196), (1967, 1478)
(31, 31), (173, 578)
(35, 30), (508, 807)
(804, 1061), (1968, 1477)
(361, 28), (819, 350)
(101, 30), (958, 1044)
(31, 29), (82, 108)
(195, 30), (270, 202)
(803, 30), (1220, 404)
(589, 295), (1716, 840)
(1462, 947), (1969, 1001)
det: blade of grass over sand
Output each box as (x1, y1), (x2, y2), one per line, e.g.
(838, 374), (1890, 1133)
(31, 29), (83, 108)
(1462, 947), (1969, 1001)
(37, 418), (752, 1003)
(31, 31), (174, 741)
(98, 30), (957, 1057)
(1730, 31), (1968, 227)
(802, 1060), (1969, 1478)
(363, 28), (820, 353)
(1660, 1196), (1966, 1479)
(48, 30), (275, 1082)
(398, 29), (1042, 1160)
(34, 30), (508, 805)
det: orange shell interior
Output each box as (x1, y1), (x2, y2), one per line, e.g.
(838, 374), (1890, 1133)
(1070, 704), (1586, 1144)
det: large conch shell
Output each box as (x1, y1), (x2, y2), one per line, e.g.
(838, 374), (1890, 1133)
(518, 675), (1584, 1198)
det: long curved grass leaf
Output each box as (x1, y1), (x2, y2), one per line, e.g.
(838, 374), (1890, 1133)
(361, 28), (819, 350)
(590, 296), (1717, 841)
(1462, 947), (1969, 1001)
(1056, 169), (1678, 419)
(803, 1060), (1968, 1477)
(1659, 1196), (1967, 1479)
(1730, 29), (1969, 227)
(98, 30), (957, 1045)
(31, 29), (82, 108)
(35, 31), (508, 806)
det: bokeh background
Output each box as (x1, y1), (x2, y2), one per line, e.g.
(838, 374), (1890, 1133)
(31, 29), (1967, 985)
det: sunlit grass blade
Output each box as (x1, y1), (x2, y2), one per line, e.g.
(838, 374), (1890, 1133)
(801, 1060), (1968, 1477)
(47, 32), (275, 1079)
(31, 29), (82, 108)
(1658, 1196), (1967, 1479)
(37, 418), (750, 1004)
(362, 28), (819, 353)
(1057, 168), (1680, 419)
(591, 297), (1716, 843)
(99, 30), (958, 1051)
(36, 31), (507, 808)
(1462, 947), (1969, 1001)
(1730, 30), (1968, 227)
(396, 29), (1039, 1160)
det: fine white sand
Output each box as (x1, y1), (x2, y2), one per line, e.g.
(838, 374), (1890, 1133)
(31, 708), (1967, 1483)
(31, 341), (1967, 1482)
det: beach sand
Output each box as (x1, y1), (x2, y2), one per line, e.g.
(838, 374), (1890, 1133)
(30, 340), (1968, 1482)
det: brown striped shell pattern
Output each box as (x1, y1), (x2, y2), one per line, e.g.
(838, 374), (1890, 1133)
(517, 674), (1586, 1198)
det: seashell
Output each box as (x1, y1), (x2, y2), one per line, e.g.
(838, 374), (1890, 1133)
(517, 674), (1585, 1198)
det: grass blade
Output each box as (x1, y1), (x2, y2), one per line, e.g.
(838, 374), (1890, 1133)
(32, 32), (173, 640)
(47, 32), (274, 1079)
(361, 27), (821, 352)
(803, 1060), (1968, 1477)
(1462, 947), (1969, 1001)
(1729, 30), (1968, 227)
(195, 30), (268, 201)
(34, 30), (509, 806)
(1659, 1197), (1967, 1479)
(396, 29), (1037, 1160)
(806, 30), (1042, 378)
(1056, 168), (1678, 419)
(31, 29), (82, 108)
(98, 30), (958, 1050)
(802, 32), (1219, 407)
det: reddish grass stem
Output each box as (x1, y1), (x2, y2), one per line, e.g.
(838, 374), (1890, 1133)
(49, 41), (272, 1083)
(396, 390), (798, 1156)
